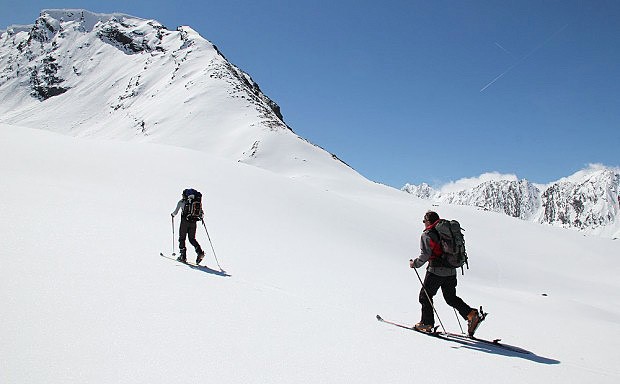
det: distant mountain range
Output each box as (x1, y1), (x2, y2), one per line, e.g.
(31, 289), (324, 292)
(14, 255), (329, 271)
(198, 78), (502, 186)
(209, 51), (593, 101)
(403, 165), (620, 238)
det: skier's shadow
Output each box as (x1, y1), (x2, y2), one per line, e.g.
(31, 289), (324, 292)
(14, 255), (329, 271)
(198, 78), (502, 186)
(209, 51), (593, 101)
(187, 263), (231, 277)
(159, 253), (231, 277)
(444, 336), (559, 364)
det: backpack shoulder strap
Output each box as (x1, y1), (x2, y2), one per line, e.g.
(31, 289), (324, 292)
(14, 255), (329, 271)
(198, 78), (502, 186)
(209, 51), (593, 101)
(426, 227), (440, 243)
(424, 228), (443, 260)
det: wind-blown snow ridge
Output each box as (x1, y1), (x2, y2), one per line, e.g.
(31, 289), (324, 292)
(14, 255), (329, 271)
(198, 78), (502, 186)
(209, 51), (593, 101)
(0, 9), (361, 188)
(403, 164), (620, 238)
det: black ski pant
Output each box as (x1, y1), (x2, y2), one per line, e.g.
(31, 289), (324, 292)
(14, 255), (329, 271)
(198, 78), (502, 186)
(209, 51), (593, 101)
(419, 271), (473, 326)
(179, 218), (203, 255)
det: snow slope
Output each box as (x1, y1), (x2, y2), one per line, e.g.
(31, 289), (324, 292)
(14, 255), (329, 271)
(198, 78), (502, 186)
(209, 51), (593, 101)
(2, 124), (619, 383)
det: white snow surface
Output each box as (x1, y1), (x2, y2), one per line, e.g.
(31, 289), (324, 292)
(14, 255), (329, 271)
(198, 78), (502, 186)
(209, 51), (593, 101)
(2, 123), (620, 383)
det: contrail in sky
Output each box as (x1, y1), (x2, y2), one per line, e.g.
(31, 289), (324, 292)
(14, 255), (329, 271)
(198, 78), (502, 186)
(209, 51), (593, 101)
(480, 24), (569, 93)
(494, 42), (513, 57)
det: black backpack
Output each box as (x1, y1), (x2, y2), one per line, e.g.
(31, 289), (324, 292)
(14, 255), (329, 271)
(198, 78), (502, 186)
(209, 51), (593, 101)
(433, 219), (469, 273)
(182, 188), (203, 222)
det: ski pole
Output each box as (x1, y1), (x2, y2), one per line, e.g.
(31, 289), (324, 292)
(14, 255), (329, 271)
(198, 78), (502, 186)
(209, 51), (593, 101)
(454, 308), (464, 334)
(201, 219), (223, 271)
(171, 215), (176, 256)
(413, 266), (447, 333)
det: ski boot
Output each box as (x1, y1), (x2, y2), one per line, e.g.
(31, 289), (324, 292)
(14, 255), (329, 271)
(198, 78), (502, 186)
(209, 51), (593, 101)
(414, 322), (434, 333)
(467, 307), (486, 337)
(196, 252), (205, 265)
(176, 248), (187, 263)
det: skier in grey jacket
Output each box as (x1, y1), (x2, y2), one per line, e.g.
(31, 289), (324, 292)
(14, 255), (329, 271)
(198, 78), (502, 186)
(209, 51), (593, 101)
(410, 211), (481, 335)
(171, 190), (205, 264)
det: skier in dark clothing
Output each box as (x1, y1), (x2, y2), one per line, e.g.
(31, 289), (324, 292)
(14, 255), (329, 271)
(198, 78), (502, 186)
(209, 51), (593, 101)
(410, 211), (481, 336)
(171, 190), (205, 264)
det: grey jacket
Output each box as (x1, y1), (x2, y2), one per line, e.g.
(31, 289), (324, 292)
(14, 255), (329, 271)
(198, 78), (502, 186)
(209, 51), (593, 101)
(171, 200), (185, 217)
(413, 230), (456, 277)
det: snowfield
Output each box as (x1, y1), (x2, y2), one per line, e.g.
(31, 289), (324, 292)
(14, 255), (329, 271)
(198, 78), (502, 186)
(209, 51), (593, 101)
(1, 123), (619, 383)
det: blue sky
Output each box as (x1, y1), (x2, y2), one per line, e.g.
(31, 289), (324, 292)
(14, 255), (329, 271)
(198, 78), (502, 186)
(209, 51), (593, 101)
(2, 0), (618, 188)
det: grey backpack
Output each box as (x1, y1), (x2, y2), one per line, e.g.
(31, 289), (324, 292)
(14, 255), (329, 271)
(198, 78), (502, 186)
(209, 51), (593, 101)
(434, 219), (469, 272)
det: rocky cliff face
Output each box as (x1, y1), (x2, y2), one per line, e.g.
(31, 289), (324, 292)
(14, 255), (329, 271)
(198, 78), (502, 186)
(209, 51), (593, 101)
(441, 179), (541, 220)
(539, 168), (619, 230)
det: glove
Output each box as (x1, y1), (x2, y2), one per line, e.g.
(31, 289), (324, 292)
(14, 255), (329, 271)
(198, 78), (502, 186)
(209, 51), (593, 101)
(410, 258), (424, 268)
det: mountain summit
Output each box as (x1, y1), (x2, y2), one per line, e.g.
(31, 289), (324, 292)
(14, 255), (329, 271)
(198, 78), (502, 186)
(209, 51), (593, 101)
(0, 9), (361, 186)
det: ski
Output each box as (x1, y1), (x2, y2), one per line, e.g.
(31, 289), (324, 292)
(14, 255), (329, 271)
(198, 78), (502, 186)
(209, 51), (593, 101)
(160, 252), (201, 267)
(376, 314), (531, 355)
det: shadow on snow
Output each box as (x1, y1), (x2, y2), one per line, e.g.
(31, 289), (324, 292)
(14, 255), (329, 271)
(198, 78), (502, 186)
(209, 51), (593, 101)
(377, 315), (559, 365)
(159, 253), (231, 277)
(440, 333), (560, 364)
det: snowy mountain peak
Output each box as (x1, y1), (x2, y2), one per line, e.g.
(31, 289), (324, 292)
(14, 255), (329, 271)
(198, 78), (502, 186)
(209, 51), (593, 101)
(404, 165), (620, 237)
(10, 9), (164, 49)
(540, 166), (619, 232)
(0, 9), (360, 187)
